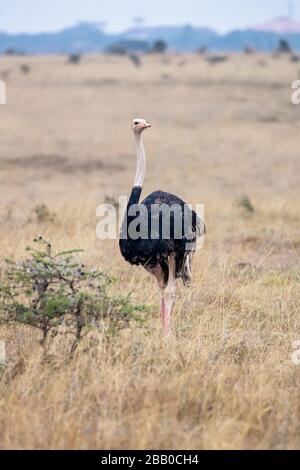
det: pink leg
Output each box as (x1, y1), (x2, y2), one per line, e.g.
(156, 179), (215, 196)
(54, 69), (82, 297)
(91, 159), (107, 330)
(160, 294), (165, 322)
(148, 261), (176, 335)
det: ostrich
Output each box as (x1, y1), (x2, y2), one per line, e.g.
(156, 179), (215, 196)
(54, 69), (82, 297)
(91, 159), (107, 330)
(119, 119), (205, 334)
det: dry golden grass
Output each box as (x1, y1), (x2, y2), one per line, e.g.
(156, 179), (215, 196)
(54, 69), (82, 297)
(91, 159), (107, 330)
(0, 53), (300, 449)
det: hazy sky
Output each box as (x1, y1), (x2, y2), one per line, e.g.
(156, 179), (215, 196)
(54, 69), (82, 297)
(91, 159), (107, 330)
(1, 0), (300, 33)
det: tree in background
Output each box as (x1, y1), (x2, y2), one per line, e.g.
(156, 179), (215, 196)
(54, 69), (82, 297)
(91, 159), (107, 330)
(150, 40), (168, 54)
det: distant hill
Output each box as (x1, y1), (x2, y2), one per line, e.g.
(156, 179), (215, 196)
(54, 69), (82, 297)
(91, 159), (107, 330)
(0, 23), (115, 54)
(1, 20), (300, 54)
(122, 25), (217, 51)
(250, 16), (300, 34)
(212, 29), (300, 52)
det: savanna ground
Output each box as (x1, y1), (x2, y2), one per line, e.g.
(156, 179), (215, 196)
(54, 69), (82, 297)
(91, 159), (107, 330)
(0, 52), (300, 450)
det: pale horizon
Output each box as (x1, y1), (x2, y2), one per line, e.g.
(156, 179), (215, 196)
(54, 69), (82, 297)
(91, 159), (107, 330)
(1, 0), (300, 35)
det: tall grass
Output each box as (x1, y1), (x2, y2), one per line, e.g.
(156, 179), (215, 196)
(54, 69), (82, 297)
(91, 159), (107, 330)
(0, 53), (299, 449)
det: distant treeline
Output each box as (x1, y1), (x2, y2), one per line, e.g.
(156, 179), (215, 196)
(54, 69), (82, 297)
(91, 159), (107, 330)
(2, 22), (300, 54)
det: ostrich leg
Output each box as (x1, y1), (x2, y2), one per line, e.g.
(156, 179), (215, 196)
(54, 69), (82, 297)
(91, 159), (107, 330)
(161, 254), (176, 335)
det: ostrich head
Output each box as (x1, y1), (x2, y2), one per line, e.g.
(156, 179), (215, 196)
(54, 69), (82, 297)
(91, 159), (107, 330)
(132, 118), (151, 134)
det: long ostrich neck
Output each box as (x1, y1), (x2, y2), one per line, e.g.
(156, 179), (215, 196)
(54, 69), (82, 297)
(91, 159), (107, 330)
(124, 132), (145, 211)
(133, 132), (146, 188)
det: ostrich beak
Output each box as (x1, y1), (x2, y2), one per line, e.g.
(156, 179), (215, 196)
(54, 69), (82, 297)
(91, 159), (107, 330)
(144, 123), (151, 128)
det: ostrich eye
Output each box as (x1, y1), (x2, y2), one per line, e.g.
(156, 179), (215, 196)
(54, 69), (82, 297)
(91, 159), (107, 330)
(134, 121), (138, 125)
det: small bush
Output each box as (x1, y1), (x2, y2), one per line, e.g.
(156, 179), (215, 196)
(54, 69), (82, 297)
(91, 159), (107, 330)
(277, 39), (292, 54)
(29, 204), (57, 224)
(68, 54), (82, 64)
(128, 54), (141, 67)
(0, 237), (148, 355)
(236, 195), (255, 213)
(20, 64), (30, 74)
(150, 40), (168, 54)
(290, 54), (300, 63)
(206, 55), (228, 65)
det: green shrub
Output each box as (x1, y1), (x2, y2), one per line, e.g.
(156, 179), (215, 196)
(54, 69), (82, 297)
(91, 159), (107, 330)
(0, 237), (148, 355)
(29, 204), (57, 224)
(236, 195), (255, 213)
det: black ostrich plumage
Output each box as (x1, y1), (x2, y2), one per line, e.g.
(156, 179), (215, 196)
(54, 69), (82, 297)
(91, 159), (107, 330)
(119, 186), (205, 286)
